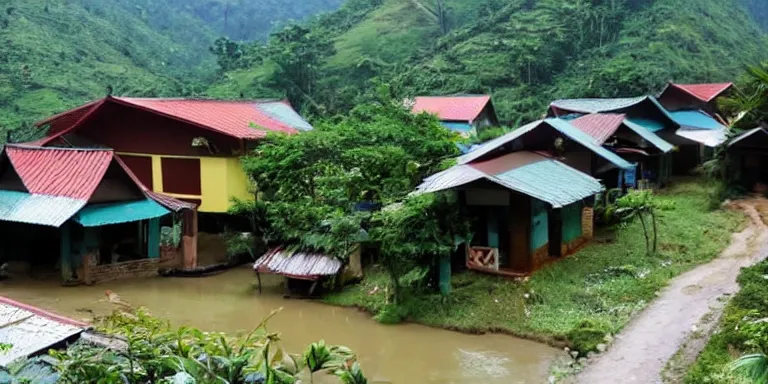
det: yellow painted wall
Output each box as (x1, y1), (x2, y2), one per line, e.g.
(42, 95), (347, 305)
(117, 152), (254, 213)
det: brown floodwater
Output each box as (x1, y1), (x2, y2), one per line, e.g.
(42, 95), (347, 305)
(0, 267), (559, 383)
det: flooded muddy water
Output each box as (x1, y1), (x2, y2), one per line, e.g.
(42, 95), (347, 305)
(0, 267), (559, 383)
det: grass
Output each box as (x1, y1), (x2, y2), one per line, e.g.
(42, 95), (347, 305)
(684, 260), (768, 383)
(324, 178), (745, 351)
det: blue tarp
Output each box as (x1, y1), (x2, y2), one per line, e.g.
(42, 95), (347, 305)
(73, 199), (169, 227)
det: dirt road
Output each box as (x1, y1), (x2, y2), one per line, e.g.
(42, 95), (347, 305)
(574, 201), (768, 384)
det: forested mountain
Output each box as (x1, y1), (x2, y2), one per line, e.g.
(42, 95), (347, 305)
(0, 0), (344, 129)
(209, 0), (768, 122)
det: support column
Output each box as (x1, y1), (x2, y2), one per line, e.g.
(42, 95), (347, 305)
(182, 209), (198, 269)
(148, 218), (160, 259)
(60, 222), (72, 282)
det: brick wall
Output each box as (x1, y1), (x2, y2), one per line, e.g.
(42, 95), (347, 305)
(581, 207), (594, 240)
(531, 244), (550, 270)
(81, 247), (181, 285)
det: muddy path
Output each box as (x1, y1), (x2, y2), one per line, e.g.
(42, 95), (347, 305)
(573, 200), (768, 384)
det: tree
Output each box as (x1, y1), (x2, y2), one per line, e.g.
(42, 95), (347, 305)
(234, 98), (459, 268)
(720, 63), (768, 130)
(264, 24), (335, 113)
(371, 192), (470, 300)
(616, 190), (672, 255)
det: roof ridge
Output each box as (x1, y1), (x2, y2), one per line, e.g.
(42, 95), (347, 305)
(116, 97), (286, 103)
(6, 144), (114, 152)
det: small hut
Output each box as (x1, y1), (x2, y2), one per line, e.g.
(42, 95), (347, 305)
(253, 247), (350, 296)
(728, 127), (768, 191)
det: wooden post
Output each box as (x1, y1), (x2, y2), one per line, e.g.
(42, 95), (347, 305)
(256, 271), (262, 294)
(182, 209), (198, 269)
(60, 222), (72, 282)
(148, 218), (160, 259)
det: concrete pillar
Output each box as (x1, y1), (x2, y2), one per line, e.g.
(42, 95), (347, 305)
(182, 209), (198, 269)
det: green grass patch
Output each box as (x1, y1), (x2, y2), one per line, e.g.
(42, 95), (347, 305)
(685, 261), (768, 383)
(325, 178), (745, 352)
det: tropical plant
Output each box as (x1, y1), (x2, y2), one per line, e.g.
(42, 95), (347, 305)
(616, 190), (672, 255)
(731, 354), (768, 383)
(720, 63), (768, 130)
(51, 307), (366, 384)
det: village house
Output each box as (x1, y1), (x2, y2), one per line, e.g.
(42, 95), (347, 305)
(547, 95), (727, 175)
(459, 118), (634, 188)
(727, 127), (768, 191)
(567, 113), (675, 187)
(658, 82), (733, 116)
(34, 97), (312, 214)
(0, 145), (195, 284)
(411, 95), (499, 137)
(415, 150), (602, 276)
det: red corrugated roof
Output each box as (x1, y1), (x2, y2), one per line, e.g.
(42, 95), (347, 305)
(412, 95), (491, 122)
(5, 145), (113, 199)
(670, 83), (733, 103)
(36, 100), (101, 135)
(114, 98), (298, 139)
(569, 113), (626, 144)
(38, 97), (308, 145)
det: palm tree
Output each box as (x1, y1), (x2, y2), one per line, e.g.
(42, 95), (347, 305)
(730, 353), (768, 383)
(720, 63), (768, 130)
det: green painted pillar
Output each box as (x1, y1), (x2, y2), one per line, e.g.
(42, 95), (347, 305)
(438, 253), (451, 295)
(60, 222), (72, 281)
(148, 218), (160, 259)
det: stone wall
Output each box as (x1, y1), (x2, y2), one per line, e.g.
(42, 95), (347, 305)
(81, 247), (181, 285)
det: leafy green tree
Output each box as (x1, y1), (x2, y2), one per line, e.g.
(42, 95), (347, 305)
(235, 99), (458, 263)
(616, 190), (672, 255)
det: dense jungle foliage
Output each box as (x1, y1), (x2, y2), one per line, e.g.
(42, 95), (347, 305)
(209, 0), (768, 121)
(0, 0), (343, 131)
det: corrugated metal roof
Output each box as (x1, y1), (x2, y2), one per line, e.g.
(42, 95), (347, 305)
(729, 127), (767, 147)
(676, 128), (728, 147)
(625, 117), (665, 132)
(549, 96), (647, 114)
(415, 151), (603, 208)
(623, 120), (675, 153)
(5, 145), (112, 199)
(112, 156), (196, 212)
(39, 97), (313, 145)
(0, 297), (86, 367)
(441, 121), (474, 132)
(74, 199), (170, 227)
(35, 100), (101, 135)
(457, 119), (633, 170)
(569, 113), (626, 144)
(0, 190), (85, 227)
(115, 98), (300, 139)
(669, 110), (725, 130)
(254, 247), (343, 279)
(669, 83), (733, 103)
(257, 102), (314, 132)
(412, 95), (492, 122)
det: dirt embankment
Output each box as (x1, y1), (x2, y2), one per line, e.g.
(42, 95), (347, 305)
(573, 200), (768, 384)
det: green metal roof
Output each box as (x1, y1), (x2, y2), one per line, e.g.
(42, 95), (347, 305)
(626, 117), (665, 133)
(73, 199), (169, 227)
(415, 151), (603, 208)
(459, 119), (634, 170)
(0, 190), (85, 227)
(623, 120), (675, 153)
(669, 110), (725, 130)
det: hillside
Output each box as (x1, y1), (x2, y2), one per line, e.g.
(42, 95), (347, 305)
(0, 0), (344, 130)
(210, 0), (768, 121)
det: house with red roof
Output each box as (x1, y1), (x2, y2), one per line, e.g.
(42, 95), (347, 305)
(411, 95), (499, 136)
(34, 96), (312, 214)
(658, 82), (733, 114)
(0, 145), (195, 283)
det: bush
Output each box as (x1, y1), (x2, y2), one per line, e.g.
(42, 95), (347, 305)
(566, 320), (611, 356)
(373, 303), (409, 324)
